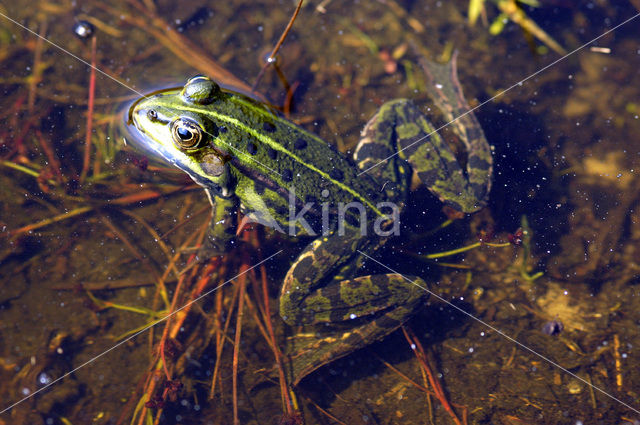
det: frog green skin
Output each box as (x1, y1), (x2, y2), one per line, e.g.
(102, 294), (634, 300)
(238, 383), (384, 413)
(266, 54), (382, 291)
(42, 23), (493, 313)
(128, 56), (492, 384)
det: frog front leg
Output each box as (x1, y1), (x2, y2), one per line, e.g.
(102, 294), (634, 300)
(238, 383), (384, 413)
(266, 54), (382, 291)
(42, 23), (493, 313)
(279, 230), (427, 383)
(198, 188), (238, 258)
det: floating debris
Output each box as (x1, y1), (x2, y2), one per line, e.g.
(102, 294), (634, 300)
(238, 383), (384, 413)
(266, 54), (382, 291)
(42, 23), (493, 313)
(73, 20), (95, 39)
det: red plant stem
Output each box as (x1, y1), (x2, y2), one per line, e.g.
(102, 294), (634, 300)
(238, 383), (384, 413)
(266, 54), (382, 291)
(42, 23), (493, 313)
(403, 327), (464, 425)
(80, 35), (97, 183)
(28, 20), (46, 113)
(251, 0), (304, 93)
(232, 269), (247, 425)
(35, 130), (63, 181)
(260, 258), (293, 414)
(159, 275), (186, 380)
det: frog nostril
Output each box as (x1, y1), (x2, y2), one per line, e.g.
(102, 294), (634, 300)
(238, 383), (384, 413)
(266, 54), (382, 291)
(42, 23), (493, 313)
(147, 109), (158, 121)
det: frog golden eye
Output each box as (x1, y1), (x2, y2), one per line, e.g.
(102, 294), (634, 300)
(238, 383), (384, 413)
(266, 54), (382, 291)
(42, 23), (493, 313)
(171, 118), (203, 150)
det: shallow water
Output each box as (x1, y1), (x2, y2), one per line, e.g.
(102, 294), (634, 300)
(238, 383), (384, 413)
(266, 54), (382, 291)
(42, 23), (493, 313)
(1, 1), (640, 424)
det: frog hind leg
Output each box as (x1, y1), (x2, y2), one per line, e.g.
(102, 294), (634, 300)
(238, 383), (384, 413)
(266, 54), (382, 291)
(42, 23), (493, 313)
(353, 111), (412, 204)
(418, 52), (493, 205)
(283, 272), (427, 385)
(280, 232), (426, 384)
(355, 56), (492, 213)
(357, 99), (488, 213)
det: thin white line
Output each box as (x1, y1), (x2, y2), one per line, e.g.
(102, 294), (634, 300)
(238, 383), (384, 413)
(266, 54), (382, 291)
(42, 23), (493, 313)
(357, 12), (640, 176)
(0, 11), (287, 416)
(0, 250), (282, 415)
(0, 11), (282, 178)
(2, 4), (638, 416)
(0, 11), (148, 98)
(357, 250), (640, 415)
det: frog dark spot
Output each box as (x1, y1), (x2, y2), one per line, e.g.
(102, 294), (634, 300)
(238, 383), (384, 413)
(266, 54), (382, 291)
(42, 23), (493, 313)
(262, 122), (276, 132)
(267, 148), (277, 159)
(376, 313), (403, 329)
(355, 143), (391, 161)
(294, 138), (307, 150)
(370, 274), (390, 287)
(262, 195), (280, 212)
(468, 156), (491, 171)
(254, 183), (265, 195)
(417, 169), (439, 187)
(282, 169), (293, 182)
(471, 182), (489, 202)
(304, 195), (318, 204)
(247, 142), (257, 155)
(275, 204), (289, 217)
(199, 117), (219, 137)
(292, 256), (314, 282)
(376, 119), (392, 135)
(329, 168), (344, 181)
(344, 212), (361, 228)
(219, 126), (228, 133)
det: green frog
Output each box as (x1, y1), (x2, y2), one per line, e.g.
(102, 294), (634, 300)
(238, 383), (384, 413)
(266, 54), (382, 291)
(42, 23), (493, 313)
(128, 54), (492, 384)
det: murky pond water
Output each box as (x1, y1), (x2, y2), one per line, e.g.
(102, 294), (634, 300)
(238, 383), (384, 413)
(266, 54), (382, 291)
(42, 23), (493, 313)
(1, 1), (640, 424)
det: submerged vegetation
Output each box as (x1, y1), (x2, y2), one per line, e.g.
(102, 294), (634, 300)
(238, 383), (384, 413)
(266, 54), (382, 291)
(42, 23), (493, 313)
(1, 1), (640, 424)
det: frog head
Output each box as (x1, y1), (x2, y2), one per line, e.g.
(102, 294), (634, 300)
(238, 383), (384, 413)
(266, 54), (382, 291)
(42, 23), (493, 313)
(128, 76), (234, 197)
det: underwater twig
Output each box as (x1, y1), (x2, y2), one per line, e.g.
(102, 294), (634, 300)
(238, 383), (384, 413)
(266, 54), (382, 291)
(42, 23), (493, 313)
(232, 267), (247, 425)
(100, 214), (162, 283)
(85, 290), (166, 319)
(423, 240), (511, 260)
(613, 334), (622, 390)
(6, 206), (93, 237)
(34, 130), (64, 184)
(159, 204), (210, 240)
(96, 1), (259, 97)
(493, 0), (566, 55)
(252, 230), (296, 417)
(232, 228), (256, 425)
(518, 216), (543, 281)
(0, 160), (44, 180)
(377, 0), (425, 33)
(50, 278), (166, 291)
(120, 209), (178, 279)
(80, 35), (97, 183)
(403, 327), (467, 425)
(376, 355), (435, 395)
(252, 0), (304, 92)
(27, 19), (47, 112)
(209, 263), (237, 400)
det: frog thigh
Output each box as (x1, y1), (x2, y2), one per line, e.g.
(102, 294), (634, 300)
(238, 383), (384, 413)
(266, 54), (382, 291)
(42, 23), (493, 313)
(279, 231), (371, 325)
(285, 273), (428, 384)
(419, 54), (493, 203)
(284, 273), (425, 325)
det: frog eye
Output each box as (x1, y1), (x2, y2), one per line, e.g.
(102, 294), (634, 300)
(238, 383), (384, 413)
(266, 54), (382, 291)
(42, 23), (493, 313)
(181, 75), (220, 105)
(171, 118), (203, 150)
